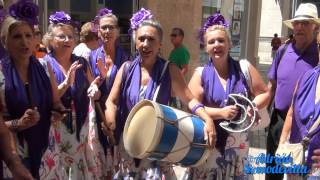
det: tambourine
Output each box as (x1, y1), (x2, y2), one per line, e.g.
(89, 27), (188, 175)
(219, 94), (256, 132)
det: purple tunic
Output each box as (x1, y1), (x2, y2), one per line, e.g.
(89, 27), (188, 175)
(201, 57), (249, 152)
(268, 41), (319, 112)
(290, 65), (320, 168)
(1, 55), (53, 178)
(116, 56), (171, 140)
(44, 53), (90, 141)
(89, 46), (129, 148)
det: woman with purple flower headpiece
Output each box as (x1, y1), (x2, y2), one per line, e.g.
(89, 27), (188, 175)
(39, 11), (108, 179)
(0, 0), (66, 179)
(88, 8), (130, 176)
(104, 9), (216, 179)
(185, 13), (269, 179)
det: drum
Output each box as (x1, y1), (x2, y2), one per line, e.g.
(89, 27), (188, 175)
(123, 100), (210, 167)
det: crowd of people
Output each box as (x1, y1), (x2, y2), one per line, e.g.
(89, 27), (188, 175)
(0, 0), (319, 180)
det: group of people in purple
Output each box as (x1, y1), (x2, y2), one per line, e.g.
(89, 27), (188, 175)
(0, 0), (320, 179)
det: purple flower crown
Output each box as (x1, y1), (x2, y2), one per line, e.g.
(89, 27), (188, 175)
(8, 0), (39, 25)
(92, 8), (113, 32)
(49, 11), (71, 24)
(96, 8), (113, 19)
(130, 8), (153, 32)
(198, 13), (229, 44)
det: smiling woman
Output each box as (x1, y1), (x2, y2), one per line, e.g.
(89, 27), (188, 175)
(39, 11), (107, 179)
(186, 13), (269, 180)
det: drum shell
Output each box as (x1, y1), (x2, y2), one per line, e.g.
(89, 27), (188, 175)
(123, 100), (210, 167)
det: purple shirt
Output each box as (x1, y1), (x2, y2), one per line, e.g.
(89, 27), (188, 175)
(268, 41), (319, 112)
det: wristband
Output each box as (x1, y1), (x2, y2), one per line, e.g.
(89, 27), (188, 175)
(252, 102), (258, 111)
(11, 119), (19, 130)
(191, 103), (204, 114)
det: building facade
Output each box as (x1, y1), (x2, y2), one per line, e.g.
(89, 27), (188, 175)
(3, 0), (302, 79)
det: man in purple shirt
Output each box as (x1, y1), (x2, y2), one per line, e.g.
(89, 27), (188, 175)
(266, 3), (320, 180)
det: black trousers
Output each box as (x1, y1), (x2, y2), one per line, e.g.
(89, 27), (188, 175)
(265, 109), (287, 180)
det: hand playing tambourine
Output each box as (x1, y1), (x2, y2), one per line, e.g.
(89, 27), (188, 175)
(219, 94), (256, 132)
(246, 103), (261, 128)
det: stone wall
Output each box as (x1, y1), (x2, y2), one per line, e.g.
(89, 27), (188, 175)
(140, 0), (202, 79)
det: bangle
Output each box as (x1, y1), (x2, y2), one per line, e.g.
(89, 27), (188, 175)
(252, 102), (258, 111)
(191, 103), (204, 114)
(11, 119), (19, 130)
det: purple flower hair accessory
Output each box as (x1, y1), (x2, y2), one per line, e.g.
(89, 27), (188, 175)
(198, 13), (229, 44)
(8, 0), (39, 25)
(130, 8), (153, 31)
(96, 8), (112, 19)
(49, 11), (71, 24)
(0, 9), (6, 24)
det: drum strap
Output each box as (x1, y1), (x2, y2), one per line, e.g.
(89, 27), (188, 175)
(152, 61), (170, 101)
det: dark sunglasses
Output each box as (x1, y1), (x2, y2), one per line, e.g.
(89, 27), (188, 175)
(170, 34), (178, 37)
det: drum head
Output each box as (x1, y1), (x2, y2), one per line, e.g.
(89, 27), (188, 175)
(123, 100), (162, 159)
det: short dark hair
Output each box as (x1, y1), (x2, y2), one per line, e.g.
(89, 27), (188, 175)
(172, 27), (184, 37)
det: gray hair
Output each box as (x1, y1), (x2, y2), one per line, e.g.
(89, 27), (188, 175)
(99, 13), (118, 25)
(1, 16), (34, 49)
(42, 23), (77, 52)
(137, 19), (163, 42)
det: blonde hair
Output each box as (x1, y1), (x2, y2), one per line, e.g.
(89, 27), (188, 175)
(79, 22), (98, 43)
(204, 24), (232, 46)
(42, 23), (77, 52)
(1, 16), (34, 49)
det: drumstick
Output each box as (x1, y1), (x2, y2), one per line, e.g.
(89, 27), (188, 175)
(25, 83), (34, 109)
(94, 101), (116, 145)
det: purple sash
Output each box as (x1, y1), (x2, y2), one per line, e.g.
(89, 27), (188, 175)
(44, 53), (90, 141)
(89, 46), (129, 103)
(1, 55), (53, 177)
(290, 65), (320, 168)
(115, 56), (171, 141)
(201, 57), (248, 152)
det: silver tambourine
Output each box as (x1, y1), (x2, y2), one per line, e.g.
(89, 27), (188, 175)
(219, 94), (256, 133)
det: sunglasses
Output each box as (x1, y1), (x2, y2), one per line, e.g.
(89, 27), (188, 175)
(170, 34), (179, 37)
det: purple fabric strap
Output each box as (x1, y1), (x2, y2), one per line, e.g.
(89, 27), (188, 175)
(290, 65), (320, 168)
(44, 53), (90, 141)
(1, 55), (53, 178)
(191, 103), (204, 114)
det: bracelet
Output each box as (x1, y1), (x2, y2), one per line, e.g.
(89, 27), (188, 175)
(11, 119), (19, 130)
(191, 103), (204, 114)
(252, 102), (258, 111)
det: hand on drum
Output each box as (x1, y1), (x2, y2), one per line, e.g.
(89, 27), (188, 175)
(221, 105), (239, 120)
(204, 120), (216, 149)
